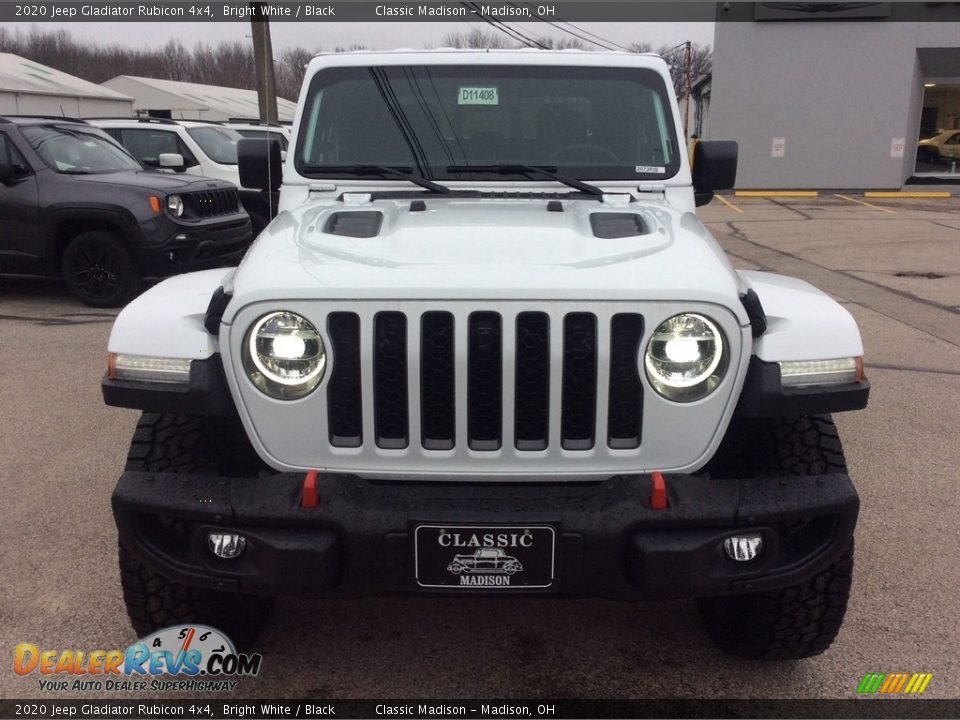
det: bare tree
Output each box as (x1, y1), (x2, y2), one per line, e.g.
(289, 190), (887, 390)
(161, 39), (192, 82)
(538, 36), (587, 50)
(275, 47), (314, 101)
(440, 29), (515, 49)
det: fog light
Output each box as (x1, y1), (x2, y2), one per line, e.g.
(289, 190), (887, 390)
(723, 534), (763, 562)
(208, 532), (246, 559)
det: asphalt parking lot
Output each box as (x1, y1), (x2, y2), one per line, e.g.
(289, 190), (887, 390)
(1, 193), (958, 700)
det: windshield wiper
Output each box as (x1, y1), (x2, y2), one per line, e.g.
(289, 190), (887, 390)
(446, 164), (604, 197)
(301, 164), (450, 194)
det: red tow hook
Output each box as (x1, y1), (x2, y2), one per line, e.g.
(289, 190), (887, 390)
(302, 469), (320, 508)
(650, 471), (669, 510)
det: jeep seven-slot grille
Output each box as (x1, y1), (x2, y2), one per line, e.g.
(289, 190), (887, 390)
(326, 310), (645, 453)
(184, 189), (239, 218)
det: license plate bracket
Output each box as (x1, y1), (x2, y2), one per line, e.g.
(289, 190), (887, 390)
(414, 524), (556, 589)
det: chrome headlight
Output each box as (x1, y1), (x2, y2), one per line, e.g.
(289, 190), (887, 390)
(243, 311), (326, 399)
(644, 313), (728, 402)
(167, 194), (184, 217)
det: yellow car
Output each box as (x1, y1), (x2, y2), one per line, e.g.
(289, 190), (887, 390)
(917, 129), (960, 163)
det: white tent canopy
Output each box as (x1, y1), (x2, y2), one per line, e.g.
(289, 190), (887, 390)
(0, 53), (133, 117)
(102, 75), (297, 122)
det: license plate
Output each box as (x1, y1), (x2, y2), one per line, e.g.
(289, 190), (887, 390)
(414, 525), (556, 589)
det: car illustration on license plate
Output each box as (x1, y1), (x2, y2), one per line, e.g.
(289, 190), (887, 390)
(414, 525), (556, 589)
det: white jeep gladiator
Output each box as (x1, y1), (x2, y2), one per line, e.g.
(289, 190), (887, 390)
(103, 50), (869, 659)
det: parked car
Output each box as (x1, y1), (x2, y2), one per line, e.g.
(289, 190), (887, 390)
(916, 128), (960, 164)
(103, 50), (869, 659)
(0, 115), (251, 306)
(223, 120), (291, 152)
(91, 118), (274, 234)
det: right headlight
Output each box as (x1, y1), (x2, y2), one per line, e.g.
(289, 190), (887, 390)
(242, 311), (326, 399)
(644, 313), (728, 402)
(166, 194), (184, 217)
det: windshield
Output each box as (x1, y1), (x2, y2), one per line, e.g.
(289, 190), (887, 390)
(21, 125), (142, 174)
(186, 126), (243, 164)
(295, 65), (680, 182)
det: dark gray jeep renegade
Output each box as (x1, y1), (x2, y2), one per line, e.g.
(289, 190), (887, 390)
(0, 116), (252, 306)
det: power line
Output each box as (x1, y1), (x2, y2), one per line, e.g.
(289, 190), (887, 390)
(555, 21), (632, 52)
(503, 2), (622, 51)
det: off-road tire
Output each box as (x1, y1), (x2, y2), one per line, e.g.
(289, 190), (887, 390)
(697, 415), (854, 660)
(61, 230), (140, 307)
(703, 415), (847, 479)
(119, 412), (273, 648)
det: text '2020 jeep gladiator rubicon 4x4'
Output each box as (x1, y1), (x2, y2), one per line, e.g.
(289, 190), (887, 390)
(102, 51), (869, 659)
(0, 116), (252, 306)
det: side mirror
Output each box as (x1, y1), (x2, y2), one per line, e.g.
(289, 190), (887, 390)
(158, 153), (186, 171)
(238, 137), (283, 192)
(691, 140), (738, 206)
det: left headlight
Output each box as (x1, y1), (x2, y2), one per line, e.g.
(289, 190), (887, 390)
(167, 194), (184, 217)
(242, 311), (326, 399)
(644, 313), (728, 402)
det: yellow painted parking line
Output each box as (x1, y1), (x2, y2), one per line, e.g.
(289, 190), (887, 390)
(864, 191), (952, 198)
(834, 193), (897, 214)
(735, 190), (819, 198)
(714, 194), (744, 214)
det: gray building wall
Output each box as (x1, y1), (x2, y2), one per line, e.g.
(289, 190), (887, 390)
(710, 17), (960, 189)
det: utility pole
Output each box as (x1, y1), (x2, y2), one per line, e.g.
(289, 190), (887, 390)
(684, 40), (692, 139)
(249, 2), (279, 123)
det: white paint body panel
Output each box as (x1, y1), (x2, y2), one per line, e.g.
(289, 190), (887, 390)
(107, 269), (233, 360)
(737, 271), (865, 362)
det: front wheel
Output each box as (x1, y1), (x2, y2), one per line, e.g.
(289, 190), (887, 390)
(697, 546), (853, 660)
(119, 545), (273, 650)
(698, 415), (854, 659)
(61, 230), (140, 307)
(119, 413), (272, 648)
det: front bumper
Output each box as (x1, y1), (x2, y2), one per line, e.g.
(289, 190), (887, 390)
(136, 214), (253, 277)
(113, 470), (858, 600)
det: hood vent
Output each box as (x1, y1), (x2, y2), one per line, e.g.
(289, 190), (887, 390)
(590, 213), (648, 239)
(324, 211), (383, 238)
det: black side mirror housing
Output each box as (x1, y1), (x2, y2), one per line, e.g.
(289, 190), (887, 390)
(691, 140), (738, 206)
(238, 137), (283, 192)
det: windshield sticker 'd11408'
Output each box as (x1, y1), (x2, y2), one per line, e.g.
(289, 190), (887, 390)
(636, 165), (666, 174)
(458, 87), (499, 105)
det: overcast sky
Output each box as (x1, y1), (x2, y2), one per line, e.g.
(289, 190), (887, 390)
(4, 21), (715, 53)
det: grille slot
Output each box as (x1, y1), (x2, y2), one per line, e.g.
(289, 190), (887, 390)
(373, 312), (409, 449)
(320, 306), (648, 458)
(327, 312), (362, 447)
(514, 312), (550, 450)
(468, 312), (502, 451)
(420, 312), (455, 450)
(608, 314), (644, 449)
(561, 313), (598, 450)
(186, 189), (239, 218)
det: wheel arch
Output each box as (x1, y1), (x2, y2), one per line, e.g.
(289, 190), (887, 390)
(737, 270), (864, 362)
(47, 206), (143, 268)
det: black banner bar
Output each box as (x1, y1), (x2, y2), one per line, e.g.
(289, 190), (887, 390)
(1, 699), (960, 720)
(1, 2), (959, 23)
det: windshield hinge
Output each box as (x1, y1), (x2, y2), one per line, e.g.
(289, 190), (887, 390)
(308, 183), (337, 194)
(636, 184), (667, 194)
(600, 193), (633, 206)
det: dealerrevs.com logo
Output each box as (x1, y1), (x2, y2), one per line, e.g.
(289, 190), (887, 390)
(14, 625), (262, 692)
